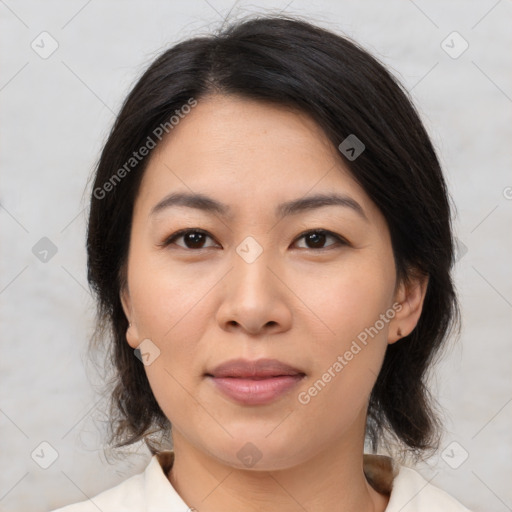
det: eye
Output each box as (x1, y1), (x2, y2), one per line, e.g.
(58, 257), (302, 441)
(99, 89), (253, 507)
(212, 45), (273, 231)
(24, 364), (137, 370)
(160, 229), (219, 250)
(160, 228), (348, 251)
(293, 229), (348, 250)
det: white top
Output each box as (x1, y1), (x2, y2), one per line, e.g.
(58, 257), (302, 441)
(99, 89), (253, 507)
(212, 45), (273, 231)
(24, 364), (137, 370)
(50, 451), (472, 511)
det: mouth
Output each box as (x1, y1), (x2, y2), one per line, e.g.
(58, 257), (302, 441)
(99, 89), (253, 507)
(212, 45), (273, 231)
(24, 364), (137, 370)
(205, 358), (306, 406)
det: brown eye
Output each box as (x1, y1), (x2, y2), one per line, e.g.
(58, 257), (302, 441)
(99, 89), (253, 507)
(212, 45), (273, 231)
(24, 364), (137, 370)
(163, 229), (218, 250)
(294, 230), (346, 250)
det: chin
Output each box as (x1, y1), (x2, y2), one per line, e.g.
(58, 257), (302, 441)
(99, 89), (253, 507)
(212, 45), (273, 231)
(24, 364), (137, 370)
(204, 432), (311, 472)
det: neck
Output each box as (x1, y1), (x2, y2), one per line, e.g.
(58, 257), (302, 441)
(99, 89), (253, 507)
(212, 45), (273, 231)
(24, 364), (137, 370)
(167, 423), (389, 512)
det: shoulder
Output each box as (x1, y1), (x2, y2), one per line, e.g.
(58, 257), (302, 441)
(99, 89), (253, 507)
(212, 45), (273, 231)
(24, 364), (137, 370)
(386, 464), (473, 511)
(48, 471), (146, 512)
(363, 454), (472, 511)
(48, 452), (186, 512)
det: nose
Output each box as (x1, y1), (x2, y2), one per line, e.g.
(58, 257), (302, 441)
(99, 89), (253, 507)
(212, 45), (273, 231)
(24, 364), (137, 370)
(215, 244), (293, 336)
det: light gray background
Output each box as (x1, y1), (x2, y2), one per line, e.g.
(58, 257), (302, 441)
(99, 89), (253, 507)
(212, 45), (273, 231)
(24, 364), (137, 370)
(1, 1), (511, 511)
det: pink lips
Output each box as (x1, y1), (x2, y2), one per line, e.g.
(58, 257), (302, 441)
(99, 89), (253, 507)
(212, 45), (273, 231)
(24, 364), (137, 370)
(206, 358), (305, 405)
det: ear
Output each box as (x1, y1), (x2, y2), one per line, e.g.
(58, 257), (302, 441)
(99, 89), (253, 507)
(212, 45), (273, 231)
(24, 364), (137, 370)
(388, 272), (429, 344)
(120, 285), (140, 349)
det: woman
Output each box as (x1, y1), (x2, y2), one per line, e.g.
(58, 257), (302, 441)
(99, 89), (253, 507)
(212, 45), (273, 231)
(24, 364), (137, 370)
(51, 14), (471, 512)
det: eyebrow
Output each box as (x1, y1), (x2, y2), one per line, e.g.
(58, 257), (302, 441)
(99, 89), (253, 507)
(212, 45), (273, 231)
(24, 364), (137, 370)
(150, 191), (368, 221)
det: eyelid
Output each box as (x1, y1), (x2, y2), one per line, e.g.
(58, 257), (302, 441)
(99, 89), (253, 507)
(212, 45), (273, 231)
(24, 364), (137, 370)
(158, 228), (219, 249)
(292, 229), (349, 249)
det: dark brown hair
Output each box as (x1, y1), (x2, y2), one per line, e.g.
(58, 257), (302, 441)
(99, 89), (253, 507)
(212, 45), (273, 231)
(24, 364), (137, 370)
(86, 14), (459, 460)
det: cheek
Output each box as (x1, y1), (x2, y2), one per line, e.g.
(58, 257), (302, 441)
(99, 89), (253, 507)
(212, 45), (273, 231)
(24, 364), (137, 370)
(126, 252), (212, 408)
(293, 255), (395, 406)
(128, 245), (216, 338)
(293, 255), (395, 345)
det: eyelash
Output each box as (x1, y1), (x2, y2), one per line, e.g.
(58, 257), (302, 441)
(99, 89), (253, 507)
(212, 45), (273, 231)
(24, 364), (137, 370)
(159, 228), (349, 251)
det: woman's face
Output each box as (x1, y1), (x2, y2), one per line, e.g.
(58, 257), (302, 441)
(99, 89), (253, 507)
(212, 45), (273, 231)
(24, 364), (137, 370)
(121, 94), (423, 470)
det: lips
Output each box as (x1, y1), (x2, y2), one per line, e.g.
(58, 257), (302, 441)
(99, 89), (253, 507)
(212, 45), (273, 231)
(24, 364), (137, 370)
(205, 358), (306, 406)
(206, 358), (305, 379)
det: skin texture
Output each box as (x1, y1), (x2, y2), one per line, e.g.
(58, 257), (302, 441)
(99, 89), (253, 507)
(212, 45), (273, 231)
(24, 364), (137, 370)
(120, 94), (428, 512)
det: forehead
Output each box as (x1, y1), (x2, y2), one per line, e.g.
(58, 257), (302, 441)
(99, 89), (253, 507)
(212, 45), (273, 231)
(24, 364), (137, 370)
(135, 94), (378, 222)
